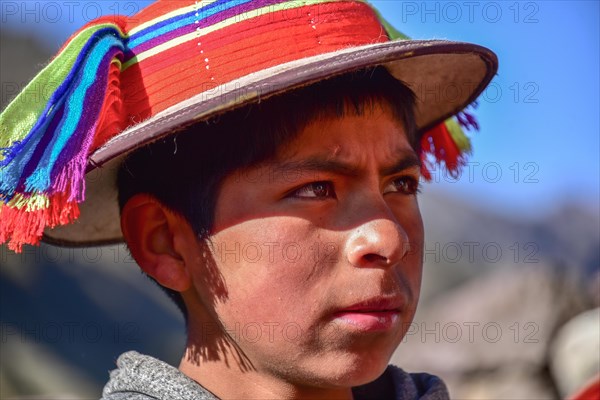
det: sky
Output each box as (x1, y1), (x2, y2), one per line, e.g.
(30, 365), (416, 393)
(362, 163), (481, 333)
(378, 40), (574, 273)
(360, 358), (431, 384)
(1, 0), (599, 220)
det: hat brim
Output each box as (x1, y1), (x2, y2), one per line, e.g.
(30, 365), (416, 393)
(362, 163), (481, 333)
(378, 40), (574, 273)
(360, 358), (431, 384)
(43, 39), (498, 246)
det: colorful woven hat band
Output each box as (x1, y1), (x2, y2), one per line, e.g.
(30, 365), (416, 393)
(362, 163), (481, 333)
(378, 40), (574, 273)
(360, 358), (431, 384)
(0, 0), (480, 252)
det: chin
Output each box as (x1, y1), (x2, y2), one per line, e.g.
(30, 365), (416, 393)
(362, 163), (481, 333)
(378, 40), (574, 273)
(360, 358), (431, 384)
(303, 350), (393, 389)
(311, 334), (403, 388)
(345, 356), (391, 386)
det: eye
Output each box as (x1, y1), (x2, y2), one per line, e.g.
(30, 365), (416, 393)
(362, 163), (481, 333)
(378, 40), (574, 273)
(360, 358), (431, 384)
(383, 176), (421, 195)
(290, 181), (335, 199)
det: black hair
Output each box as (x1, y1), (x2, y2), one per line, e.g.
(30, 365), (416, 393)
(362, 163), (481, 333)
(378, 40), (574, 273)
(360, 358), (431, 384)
(117, 66), (418, 321)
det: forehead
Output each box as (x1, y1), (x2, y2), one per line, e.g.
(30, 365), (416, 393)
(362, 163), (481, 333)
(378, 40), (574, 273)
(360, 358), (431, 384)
(275, 101), (414, 165)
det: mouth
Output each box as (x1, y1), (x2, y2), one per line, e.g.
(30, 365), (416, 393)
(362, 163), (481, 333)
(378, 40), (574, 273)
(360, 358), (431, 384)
(331, 297), (403, 332)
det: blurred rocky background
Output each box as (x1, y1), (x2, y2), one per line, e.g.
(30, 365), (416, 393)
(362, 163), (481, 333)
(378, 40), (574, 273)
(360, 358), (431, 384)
(1, 14), (599, 400)
(392, 190), (599, 399)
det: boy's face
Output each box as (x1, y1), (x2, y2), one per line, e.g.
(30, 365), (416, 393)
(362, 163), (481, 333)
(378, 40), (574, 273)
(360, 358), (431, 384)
(185, 102), (424, 389)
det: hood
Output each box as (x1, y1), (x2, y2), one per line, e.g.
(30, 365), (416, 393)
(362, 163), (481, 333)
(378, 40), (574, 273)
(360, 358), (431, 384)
(102, 351), (218, 400)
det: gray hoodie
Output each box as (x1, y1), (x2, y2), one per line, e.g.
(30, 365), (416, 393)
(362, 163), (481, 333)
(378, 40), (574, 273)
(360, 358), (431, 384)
(102, 351), (449, 400)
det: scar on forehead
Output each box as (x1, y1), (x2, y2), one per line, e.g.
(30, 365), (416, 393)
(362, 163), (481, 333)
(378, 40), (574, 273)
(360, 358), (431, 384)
(324, 143), (343, 160)
(329, 145), (342, 158)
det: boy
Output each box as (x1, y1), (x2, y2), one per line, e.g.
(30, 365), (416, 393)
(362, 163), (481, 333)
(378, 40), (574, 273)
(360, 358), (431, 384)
(0, 1), (497, 398)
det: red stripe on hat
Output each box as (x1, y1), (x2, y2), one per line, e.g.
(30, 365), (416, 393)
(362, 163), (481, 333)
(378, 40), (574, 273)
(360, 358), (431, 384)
(118, 2), (387, 127)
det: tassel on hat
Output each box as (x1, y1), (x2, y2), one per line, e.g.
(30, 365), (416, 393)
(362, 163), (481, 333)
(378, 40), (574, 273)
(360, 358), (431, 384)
(0, 17), (128, 252)
(378, 11), (477, 182)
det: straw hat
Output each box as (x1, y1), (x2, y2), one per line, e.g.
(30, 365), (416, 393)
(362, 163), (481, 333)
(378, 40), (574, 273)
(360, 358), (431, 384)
(0, 0), (498, 251)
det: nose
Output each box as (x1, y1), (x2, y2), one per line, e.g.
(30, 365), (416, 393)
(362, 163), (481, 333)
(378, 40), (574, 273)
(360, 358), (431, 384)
(344, 210), (410, 269)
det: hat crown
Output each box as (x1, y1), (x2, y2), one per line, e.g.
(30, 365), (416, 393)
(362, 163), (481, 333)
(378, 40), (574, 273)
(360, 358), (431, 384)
(114, 0), (392, 136)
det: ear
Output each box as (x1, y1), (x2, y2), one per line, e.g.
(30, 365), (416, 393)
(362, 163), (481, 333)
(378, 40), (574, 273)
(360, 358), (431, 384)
(121, 194), (194, 292)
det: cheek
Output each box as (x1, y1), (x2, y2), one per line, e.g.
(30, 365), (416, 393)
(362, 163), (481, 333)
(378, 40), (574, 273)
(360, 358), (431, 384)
(390, 199), (424, 300)
(393, 196), (423, 234)
(406, 206), (424, 257)
(407, 206), (424, 302)
(207, 216), (328, 326)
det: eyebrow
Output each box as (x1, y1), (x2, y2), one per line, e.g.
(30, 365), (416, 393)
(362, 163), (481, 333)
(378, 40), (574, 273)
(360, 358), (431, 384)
(380, 154), (422, 176)
(269, 151), (422, 179)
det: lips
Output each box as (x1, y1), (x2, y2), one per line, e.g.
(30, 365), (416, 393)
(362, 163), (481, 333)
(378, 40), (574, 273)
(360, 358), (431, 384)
(332, 297), (403, 331)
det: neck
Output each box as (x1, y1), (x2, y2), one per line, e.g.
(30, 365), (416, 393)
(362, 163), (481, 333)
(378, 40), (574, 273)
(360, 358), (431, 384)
(178, 319), (354, 400)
